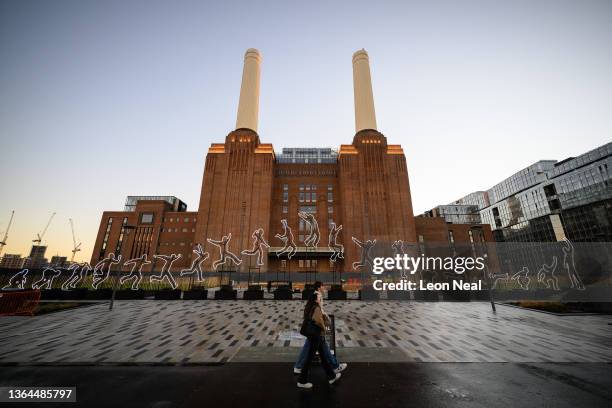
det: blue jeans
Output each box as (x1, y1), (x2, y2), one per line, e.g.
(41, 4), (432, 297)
(295, 337), (338, 370)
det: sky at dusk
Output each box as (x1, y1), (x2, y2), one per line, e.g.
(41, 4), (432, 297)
(1, 0), (611, 262)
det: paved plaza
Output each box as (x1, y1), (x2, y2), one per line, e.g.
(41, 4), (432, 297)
(1, 300), (611, 365)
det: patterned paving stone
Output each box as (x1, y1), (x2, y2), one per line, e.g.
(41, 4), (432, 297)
(1, 300), (611, 364)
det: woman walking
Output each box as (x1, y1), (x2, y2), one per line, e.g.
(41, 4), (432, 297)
(297, 291), (341, 389)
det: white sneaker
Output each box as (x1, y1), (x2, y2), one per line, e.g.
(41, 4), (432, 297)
(334, 363), (347, 373)
(297, 382), (312, 389)
(329, 372), (341, 385)
(293, 367), (302, 374)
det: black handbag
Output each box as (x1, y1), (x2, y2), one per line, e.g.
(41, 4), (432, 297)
(300, 319), (320, 338)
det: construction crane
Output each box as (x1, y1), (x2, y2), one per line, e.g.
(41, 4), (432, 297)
(69, 218), (82, 263)
(33, 212), (56, 247)
(0, 210), (15, 257)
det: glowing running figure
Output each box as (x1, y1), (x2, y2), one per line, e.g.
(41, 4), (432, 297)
(328, 223), (344, 262)
(537, 257), (560, 290)
(275, 219), (297, 259)
(562, 239), (585, 290)
(92, 253), (122, 290)
(391, 240), (409, 279)
(121, 254), (152, 290)
(511, 266), (531, 290)
(298, 212), (320, 247)
(62, 262), (90, 290)
(207, 233), (242, 270)
(150, 253), (182, 290)
(180, 244), (209, 282)
(241, 228), (270, 266)
(351, 237), (376, 270)
(2, 269), (29, 290)
(32, 267), (62, 290)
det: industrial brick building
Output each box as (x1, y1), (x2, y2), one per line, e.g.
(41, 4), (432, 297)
(91, 49), (493, 275)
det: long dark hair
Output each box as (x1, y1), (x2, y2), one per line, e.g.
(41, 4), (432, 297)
(303, 292), (319, 320)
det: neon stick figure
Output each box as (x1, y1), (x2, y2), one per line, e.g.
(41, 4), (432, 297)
(62, 262), (90, 290)
(275, 219), (297, 259)
(121, 254), (152, 290)
(32, 267), (62, 290)
(328, 223), (344, 262)
(537, 257), (560, 290)
(2, 269), (28, 290)
(299, 212), (320, 247)
(562, 239), (585, 290)
(92, 253), (121, 290)
(352, 237), (376, 270)
(180, 244), (209, 282)
(512, 266), (531, 290)
(151, 253), (181, 290)
(207, 233), (242, 270)
(242, 228), (270, 266)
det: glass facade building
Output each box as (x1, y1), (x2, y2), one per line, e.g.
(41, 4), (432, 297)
(432, 142), (612, 243)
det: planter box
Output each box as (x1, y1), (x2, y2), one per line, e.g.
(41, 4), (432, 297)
(85, 288), (113, 300)
(243, 288), (264, 300)
(359, 288), (380, 301)
(273, 287), (293, 300)
(183, 289), (208, 300)
(154, 289), (181, 300)
(114, 289), (146, 300)
(214, 286), (237, 300)
(328, 288), (347, 300)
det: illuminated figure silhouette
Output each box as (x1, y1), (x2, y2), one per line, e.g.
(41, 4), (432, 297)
(537, 257), (560, 290)
(275, 219), (297, 259)
(62, 262), (90, 290)
(328, 223), (344, 262)
(490, 272), (510, 289)
(2, 269), (29, 290)
(562, 239), (585, 290)
(151, 253), (181, 290)
(351, 237), (376, 270)
(121, 254), (151, 290)
(242, 228), (270, 266)
(511, 266), (531, 290)
(299, 212), (320, 247)
(92, 253), (122, 290)
(32, 267), (62, 290)
(207, 233), (242, 270)
(180, 244), (209, 282)
(391, 240), (409, 279)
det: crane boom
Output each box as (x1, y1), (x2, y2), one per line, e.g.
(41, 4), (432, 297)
(33, 212), (56, 245)
(0, 210), (15, 256)
(69, 218), (82, 262)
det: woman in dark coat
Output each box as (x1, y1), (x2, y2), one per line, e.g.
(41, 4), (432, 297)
(297, 291), (341, 389)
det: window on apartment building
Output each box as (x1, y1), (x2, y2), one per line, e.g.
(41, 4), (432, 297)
(99, 218), (113, 258)
(184, 217), (189, 222)
(327, 192), (333, 202)
(328, 206), (333, 214)
(140, 213), (154, 224)
(282, 206), (288, 214)
(182, 228), (188, 232)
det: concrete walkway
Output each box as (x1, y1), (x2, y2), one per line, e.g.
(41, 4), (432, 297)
(1, 300), (611, 364)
